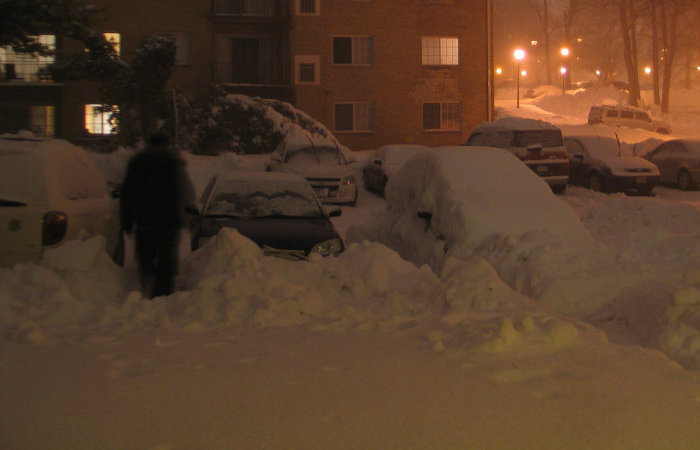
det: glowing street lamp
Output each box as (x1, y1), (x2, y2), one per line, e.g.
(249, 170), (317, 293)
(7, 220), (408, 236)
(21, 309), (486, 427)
(560, 47), (570, 91)
(644, 66), (652, 75)
(560, 66), (567, 94)
(514, 48), (526, 108)
(495, 67), (503, 76)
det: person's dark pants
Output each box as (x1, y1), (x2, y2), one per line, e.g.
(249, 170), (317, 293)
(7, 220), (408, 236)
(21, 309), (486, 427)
(135, 228), (180, 298)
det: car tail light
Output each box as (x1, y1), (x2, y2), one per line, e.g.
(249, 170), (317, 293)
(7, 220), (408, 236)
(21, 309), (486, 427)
(42, 211), (68, 246)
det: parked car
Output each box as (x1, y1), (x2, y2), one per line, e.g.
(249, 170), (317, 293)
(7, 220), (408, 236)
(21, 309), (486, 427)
(266, 136), (358, 206)
(189, 171), (344, 258)
(563, 134), (660, 195)
(588, 105), (671, 134)
(363, 144), (429, 196)
(0, 135), (122, 267)
(462, 118), (569, 193)
(644, 139), (700, 190)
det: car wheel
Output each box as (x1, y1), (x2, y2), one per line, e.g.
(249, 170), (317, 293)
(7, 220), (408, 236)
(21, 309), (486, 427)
(677, 170), (693, 191)
(588, 173), (605, 192)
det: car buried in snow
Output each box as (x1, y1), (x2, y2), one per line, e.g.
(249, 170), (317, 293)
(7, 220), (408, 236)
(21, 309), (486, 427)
(189, 171), (344, 259)
(0, 135), (123, 267)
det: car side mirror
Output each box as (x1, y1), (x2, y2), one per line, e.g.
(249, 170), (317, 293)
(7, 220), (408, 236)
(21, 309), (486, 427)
(111, 183), (123, 199)
(417, 211), (432, 232)
(327, 207), (342, 217)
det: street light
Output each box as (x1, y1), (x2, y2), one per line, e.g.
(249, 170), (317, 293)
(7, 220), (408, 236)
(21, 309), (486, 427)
(560, 47), (570, 91)
(560, 66), (567, 94)
(514, 48), (525, 108)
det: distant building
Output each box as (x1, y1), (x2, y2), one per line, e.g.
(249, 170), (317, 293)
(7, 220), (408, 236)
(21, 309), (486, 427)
(0, 0), (492, 150)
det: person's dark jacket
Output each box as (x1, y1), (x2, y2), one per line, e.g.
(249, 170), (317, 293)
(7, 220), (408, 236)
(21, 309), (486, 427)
(120, 146), (195, 233)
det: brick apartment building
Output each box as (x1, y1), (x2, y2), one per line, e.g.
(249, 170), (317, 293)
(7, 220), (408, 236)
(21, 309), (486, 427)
(0, 0), (493, 151)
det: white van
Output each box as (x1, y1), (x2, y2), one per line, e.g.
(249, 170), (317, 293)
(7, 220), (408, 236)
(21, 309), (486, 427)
(463, 118), (570, 193)
(588, 105), (671, 134)
(0, 135), (122, 266)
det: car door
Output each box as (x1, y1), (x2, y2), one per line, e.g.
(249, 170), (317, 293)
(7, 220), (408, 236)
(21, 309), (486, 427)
(563, 139), (587, 185)
(666, 143), (688, 179)
(648, 143), (675, 183)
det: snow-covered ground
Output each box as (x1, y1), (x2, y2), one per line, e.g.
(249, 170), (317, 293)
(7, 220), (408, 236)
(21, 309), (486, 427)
(3, 87), (700, 448)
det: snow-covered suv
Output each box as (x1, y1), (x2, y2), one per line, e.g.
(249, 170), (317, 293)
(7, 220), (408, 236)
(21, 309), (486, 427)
(588, 105), (671, 134)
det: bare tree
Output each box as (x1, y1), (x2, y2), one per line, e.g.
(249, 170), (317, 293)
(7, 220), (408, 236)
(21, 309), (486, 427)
(620, 0), (641, 105)
(525, 0), (553, 85)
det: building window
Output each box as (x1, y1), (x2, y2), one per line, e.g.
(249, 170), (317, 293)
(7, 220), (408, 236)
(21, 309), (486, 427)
(84, 104), (116, 135)
(0, 34), (55, 81)
(334, 102), (375, 133)
(30, 106), (55, 137)
(333, 36), (373, 65)
(157, 32), (191, 66)
(214, 0), (275, 16)
(214, 36), (274, 84)
(295, 55), (320, 84)
(422, 37), (459, 66)
(104, 33), (120, 56)
(422, 102), (461, 131)
(297, 0), (319, 14)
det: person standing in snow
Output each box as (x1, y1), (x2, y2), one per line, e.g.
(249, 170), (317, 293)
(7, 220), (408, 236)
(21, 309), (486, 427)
(120, 132), (196, 298)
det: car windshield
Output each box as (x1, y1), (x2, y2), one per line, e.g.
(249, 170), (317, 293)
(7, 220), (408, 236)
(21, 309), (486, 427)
(285, 146), (345, 166)
(513, 130), (563, 148)
(206, 179), (323, 218)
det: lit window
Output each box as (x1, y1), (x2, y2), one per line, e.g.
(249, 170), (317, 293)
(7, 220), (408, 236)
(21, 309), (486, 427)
(30, 106), (55, 137)
(422, 102), (461, 131)
(0, 35), (55, 81)
(84, 104), (117, 135)
(422, 37), (459, 66)
(333, 36), (373, 65)
(295, 55), (320, 84)
(104, 33), (120, 56)
(334, 102), (375, 133)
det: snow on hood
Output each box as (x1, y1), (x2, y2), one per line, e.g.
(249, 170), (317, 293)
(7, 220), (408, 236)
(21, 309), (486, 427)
(274, 126), (357, 163)
(566, 134), (660, 174)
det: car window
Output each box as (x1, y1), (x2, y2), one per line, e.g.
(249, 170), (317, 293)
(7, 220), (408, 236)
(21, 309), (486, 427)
(285, 146), (344, 166)
(513, 130), (563, 148)
(649, 144), (672, 159)
(493, 132), (512, 148)
(564, 140), (586, 158)
(206, 180), (323, 218)
(634, 112), (650, 121)
(605, 109), (618, 118)
(466, 133), (486, 146)
(620, 110), (634, 119)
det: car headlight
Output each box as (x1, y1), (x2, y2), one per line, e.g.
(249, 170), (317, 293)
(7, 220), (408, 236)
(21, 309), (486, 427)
(342, 175), (356, 186)
(310, 238), (343, 256)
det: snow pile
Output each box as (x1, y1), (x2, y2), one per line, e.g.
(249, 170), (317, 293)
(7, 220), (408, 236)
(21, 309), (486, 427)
(534, 85), (629, 119)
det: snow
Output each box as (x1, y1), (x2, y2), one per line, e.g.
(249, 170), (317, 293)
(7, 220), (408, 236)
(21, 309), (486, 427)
(3, 87), (700, 447)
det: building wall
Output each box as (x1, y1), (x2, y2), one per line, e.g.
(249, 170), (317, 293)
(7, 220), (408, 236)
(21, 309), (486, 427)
(2, 0), (490, 151)
(290, 0), (489, 151)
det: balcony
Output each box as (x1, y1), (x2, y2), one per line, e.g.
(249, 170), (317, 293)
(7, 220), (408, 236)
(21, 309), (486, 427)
(211, 0), (290, 21)
(212, 62), (291, 101)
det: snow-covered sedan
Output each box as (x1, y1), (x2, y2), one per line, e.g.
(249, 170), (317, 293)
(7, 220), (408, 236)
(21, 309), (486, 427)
(0, 135), (122, 267)
(563, 134), (660, 195)
(266, 135), (358, 206)
(190, 171), (344, 258)
(363, 144), (429, 196)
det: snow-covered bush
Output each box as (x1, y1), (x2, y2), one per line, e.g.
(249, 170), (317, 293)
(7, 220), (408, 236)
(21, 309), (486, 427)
(181, 89), (335, 155)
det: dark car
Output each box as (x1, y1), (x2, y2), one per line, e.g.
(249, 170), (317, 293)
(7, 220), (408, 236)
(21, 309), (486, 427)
(563, 135), (660, 195)
(644, 139), (700, 190)
(190, 171), (344, 258)
(363, 144), (428, 196)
